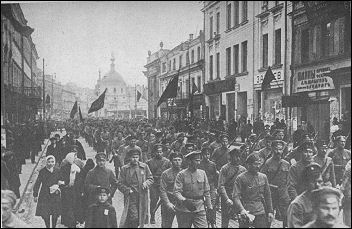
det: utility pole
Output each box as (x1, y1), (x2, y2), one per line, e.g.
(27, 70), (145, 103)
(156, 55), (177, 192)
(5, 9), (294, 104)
(42, 58), (45, 121)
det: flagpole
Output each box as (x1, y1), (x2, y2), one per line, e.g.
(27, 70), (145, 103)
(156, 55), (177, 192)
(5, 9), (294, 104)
(135, 84), (137, 119)
(187, 42), (192, 119)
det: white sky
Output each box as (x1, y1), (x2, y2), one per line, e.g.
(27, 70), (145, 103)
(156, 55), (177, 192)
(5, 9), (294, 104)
(19, 1), (203, 89)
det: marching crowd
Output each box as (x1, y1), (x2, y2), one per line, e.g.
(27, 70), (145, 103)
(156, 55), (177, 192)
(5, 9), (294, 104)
(1, 116), (351, 228)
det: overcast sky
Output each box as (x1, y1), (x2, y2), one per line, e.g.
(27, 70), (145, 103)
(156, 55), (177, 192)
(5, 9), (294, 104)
(20, 1), (203, 89)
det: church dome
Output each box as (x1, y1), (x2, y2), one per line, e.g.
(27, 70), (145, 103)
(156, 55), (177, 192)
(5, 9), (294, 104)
(102, 53), (127, 86)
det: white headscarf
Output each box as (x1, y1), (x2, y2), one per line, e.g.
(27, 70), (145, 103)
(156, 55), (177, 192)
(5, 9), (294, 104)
(46, 155), (56, 173)
(65, 153), (81, 186)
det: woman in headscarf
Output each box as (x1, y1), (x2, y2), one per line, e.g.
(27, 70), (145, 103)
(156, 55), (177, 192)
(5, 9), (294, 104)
(59, 152), (84, 228)
(33, 155), (61, 228)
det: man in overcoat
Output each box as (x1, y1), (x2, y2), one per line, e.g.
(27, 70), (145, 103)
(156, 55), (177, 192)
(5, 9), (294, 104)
(117, 149), (154, 228)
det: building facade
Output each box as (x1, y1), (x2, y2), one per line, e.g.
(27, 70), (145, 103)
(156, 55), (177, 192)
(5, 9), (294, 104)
(202, 1), (255, 122)
(94, 54), (147, 119)
(290, 1), (351, 140)
(144, 45), (170, 119)
(253, 1), (292, 125)
(157, 32), (205, 119)
(1, 4), (41, 124)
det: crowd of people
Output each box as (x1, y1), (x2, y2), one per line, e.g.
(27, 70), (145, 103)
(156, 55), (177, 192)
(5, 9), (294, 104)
(1, 116), (351, 228)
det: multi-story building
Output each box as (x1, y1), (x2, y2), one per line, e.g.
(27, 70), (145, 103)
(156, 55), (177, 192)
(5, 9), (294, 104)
(1, 4), (41, 123)
(202, 1), (254, 122)
(290, 1), (351, 140)
(157, 32), (205, 119)
(253, 1), (292, 125)
(144, 44), (170, 119)
(94, 54), (148, 119)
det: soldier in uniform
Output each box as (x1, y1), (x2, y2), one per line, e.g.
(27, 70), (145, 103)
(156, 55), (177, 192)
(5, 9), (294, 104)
(341, 160), (351, 227)
(302, 187), (348, 228)
(211, 134), (230, 171)
(174, 151), (215, 228)
(257, 135), (273, 166)
(122, 135), (143, 165)
(198, 147), (219, 208)
(117, 149), (154, 228)
(171, 133), (185, 153)
(218, 148), (247, 228)
(329, 136), (351, 185)
(136, 130), (149, 162)
(180, 143), (195, 169)
(232, 153), (274, 228)
(160, 152), (183, 228)
(209, 134), (222, 156)
(272, 129), (289, 159)
(146, 143), (171, 224)
(313, 140), (336, 187)
(287, 163), (323, 228)
(288, 139), (315, 201)
(260, 140), (290, 227)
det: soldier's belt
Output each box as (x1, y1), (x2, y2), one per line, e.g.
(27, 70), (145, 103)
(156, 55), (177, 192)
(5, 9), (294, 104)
(183, 194), (204, 200)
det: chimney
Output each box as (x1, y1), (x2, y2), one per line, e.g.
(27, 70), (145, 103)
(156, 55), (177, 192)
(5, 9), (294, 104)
(189, 34), (194, 41)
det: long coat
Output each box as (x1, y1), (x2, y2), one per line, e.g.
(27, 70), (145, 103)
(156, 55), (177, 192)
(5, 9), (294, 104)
(117, 162), (154, 228)
(33, 167), (61, 218)
(59, 163), (84, 227)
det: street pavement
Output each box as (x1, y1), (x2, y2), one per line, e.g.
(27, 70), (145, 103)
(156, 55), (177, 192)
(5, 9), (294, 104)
(16, 130), (286, 228)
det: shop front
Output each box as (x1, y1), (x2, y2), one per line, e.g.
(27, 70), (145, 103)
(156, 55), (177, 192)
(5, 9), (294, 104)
(292, 64), (350, 141)
(254, 68), (284, 125)
(204, 77), (236, 120)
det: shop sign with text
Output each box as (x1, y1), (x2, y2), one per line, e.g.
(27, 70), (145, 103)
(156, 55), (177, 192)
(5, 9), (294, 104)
(293, 66), (335, 93)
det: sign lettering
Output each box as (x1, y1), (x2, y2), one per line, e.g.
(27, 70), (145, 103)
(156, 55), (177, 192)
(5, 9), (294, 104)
(293, 66), (335, 93)
(255, 70), (283, 85)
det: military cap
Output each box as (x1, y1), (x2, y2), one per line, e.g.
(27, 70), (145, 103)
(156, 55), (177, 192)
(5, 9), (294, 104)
(245, 152), (262, 164)
(95, 186), (111, 195)
(336, 136), (346, 142)
(185, 142), (195, 148)
(184, 150), (201, 160)
(128, 148), (141, 156)
(249, 133), (257, 140)
(95, 152), (107, 160)
(154, 131), (163, 138)
(228, 146), (242, 157)
(144, 123), (152, 128)
(154, 143), (163, 150)
(311, 186), (342, 206)
(54, 134), (61, 138)
(301, 163), (321, 181)
(49, 137), (56, 141)
(299, 138), (315, 150)
(271, 140), (286, 149)
(178, 133), (185, 138)
(125, 135), (137, 141)
(169, 152), (183, 161)
(219, 134), (229, 140)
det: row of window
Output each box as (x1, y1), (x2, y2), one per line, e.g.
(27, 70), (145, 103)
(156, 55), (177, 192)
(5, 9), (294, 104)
(162, 46), (202, 73)
(210, 1), (248, 39)
(300, 16), (348, 64)
(262, 29), (281, 68)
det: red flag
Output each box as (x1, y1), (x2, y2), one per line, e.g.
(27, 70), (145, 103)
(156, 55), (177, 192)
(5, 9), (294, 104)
(261, 66), (276, 90)
(157, 71), (180, 107)
(88, 89), (107, 113)
(70, 101), (78, 119)
(137, 90), (142, 102)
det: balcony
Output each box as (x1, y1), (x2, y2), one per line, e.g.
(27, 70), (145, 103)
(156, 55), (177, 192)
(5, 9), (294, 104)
(23, 86), (42, 100)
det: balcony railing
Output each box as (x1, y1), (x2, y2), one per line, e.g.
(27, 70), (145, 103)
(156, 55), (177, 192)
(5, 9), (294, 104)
(23, 86), (42, 99)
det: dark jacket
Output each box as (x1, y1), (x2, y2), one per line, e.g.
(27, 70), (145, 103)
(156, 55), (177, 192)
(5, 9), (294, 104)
(85, 202), (117, 228)
(33, 167), (61, 217)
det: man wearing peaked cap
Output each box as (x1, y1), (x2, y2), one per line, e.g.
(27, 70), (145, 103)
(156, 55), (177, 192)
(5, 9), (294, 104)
(302, 187), (348, 228)
(160, 152), (183, 227)
(146, 142), (171, 224)
(261, 139), (291, 227)
(287, 140), (317, 201)
(123, 134), (143, 164)
(95, 186), (111, 195)
(171, 133), (185, 153)
(287, 162), (324, 228)
(211, 133), (230, 171)
(329, 135), (351, 185)
(218, 146), (247, 227)
(173, 150), (214, 227)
